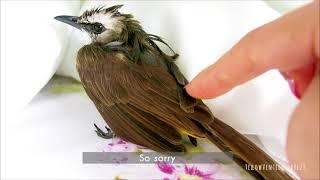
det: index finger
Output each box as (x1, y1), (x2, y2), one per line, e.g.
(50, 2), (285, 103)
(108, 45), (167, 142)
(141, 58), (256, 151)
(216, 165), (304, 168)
(186, 1), (319, 99)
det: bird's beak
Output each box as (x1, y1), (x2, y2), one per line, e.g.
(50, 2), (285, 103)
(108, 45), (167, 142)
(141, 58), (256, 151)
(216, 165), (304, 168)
(54, 15), (82, 30)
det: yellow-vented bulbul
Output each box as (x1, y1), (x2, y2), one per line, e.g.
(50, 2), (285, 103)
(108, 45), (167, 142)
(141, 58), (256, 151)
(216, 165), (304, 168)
(55, 5), (294, 179)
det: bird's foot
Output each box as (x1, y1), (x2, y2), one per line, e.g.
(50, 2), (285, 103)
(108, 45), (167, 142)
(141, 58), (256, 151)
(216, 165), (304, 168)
(94, 123), (114, 139)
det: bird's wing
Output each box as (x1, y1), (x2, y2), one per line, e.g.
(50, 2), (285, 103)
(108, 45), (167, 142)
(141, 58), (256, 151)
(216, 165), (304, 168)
(77, 44), (209, 151)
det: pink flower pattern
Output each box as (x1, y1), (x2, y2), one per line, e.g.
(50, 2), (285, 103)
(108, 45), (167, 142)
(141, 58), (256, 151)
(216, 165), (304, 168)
(158, 163), (216, 180)
(100, 138), (251, 179)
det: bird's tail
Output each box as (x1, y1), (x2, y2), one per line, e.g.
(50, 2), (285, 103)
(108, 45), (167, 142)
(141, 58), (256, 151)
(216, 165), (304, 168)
(204, 117), (295, 180)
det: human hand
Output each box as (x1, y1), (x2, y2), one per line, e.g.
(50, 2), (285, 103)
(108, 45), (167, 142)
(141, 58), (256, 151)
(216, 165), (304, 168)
(186, 1), (319, 179)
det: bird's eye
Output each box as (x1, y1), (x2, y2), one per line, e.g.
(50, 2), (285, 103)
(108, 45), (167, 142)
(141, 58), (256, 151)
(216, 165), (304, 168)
(92, 23), (105, 34)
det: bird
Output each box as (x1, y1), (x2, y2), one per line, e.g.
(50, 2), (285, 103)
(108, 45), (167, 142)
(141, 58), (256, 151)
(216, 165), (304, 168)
(55, 5), (294, 179)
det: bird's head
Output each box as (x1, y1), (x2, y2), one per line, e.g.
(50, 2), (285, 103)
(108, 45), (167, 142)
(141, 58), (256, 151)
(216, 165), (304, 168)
(55, 5), (131, 44)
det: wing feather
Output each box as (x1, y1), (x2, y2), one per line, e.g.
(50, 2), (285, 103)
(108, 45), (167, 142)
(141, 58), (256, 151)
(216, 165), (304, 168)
(77, 44), (210, 151)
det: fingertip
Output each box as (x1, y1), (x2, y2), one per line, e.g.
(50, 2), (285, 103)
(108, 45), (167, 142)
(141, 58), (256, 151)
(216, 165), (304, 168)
(185, 81), (198, 98)
(185, 63), (220, 99)
(185, 68), (203, 98)
(185, 75), (220, 99)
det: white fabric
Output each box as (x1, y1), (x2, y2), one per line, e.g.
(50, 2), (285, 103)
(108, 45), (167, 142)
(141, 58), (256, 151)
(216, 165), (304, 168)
(1, 1), (81, 120)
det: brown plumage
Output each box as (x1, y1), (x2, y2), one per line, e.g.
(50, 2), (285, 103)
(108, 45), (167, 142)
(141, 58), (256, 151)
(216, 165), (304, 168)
(55, 5), (295, 179)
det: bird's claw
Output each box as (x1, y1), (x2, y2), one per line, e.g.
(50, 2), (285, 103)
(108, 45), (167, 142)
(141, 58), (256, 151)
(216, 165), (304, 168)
(94, 123), (114, 139)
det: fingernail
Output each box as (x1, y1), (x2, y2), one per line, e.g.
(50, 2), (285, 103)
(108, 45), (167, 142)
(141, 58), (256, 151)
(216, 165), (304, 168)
(280, 72), (301, 99)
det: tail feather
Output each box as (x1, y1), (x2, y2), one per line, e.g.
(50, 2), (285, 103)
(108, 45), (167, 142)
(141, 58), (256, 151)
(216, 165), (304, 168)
(204, 117), (295, 180)
(204, 129), (264, 179)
